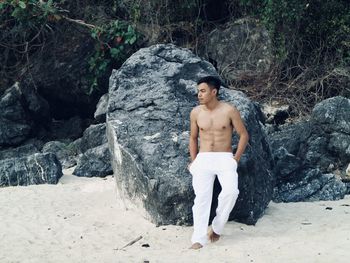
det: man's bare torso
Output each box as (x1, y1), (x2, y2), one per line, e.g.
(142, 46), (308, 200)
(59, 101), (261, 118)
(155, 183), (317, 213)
(194, 102), (234, 152)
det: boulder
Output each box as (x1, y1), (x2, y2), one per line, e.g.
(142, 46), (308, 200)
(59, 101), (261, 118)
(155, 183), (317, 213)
(42, 141), (77, 169)
(269, 96), (350, 201)
(68, 138), (83, 155)
(312, 96), (350, 134)
(106, 44), (274, 225)
(65, 123), (111, 177)
(272, 146), (347, 202)
(73, 143), (112, 177)
(273, 169), (347, 202)
(80, 123), (108, 153)
(0, 82), (53, 147)
(199, 18), (273, 84)
(0, 83), (32, 146)
(0, 153), (62, 187)
(0, 143), (40, 160)
(268, 121), (312, 156)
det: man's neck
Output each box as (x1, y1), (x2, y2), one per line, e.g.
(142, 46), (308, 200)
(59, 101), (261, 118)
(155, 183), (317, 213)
(204, 98), (220, 111)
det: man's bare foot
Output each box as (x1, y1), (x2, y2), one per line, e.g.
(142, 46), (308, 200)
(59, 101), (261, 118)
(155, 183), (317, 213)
(189, 242), (203, 249)
(208, 228), (220, 243)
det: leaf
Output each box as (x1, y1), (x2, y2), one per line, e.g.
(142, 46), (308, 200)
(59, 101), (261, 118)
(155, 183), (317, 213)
(18, 1), (26, 9)
(11, 8), (21, 18)
(110, 48), (120, 58)
(91, 31), (97, 39)
(129, 36), (137, 45)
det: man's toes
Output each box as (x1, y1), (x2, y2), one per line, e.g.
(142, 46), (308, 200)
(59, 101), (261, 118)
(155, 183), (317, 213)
(208, 230), (220, 243)
(190, 243), (203, 249)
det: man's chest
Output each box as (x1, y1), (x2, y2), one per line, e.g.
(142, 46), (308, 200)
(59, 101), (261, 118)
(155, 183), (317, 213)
(197, 114), (232, 131)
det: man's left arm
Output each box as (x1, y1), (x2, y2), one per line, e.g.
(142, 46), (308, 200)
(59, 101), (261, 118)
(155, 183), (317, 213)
(230, 107), (249, 162)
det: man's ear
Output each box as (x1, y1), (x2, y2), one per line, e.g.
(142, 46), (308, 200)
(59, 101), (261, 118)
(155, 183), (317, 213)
(212, 89), (217, 96)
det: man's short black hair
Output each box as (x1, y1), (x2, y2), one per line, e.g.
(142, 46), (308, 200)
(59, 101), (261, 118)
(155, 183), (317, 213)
(197, 76), (221, 94)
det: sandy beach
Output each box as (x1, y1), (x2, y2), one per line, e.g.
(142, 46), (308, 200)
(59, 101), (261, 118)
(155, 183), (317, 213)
(1, 169), (349, 263)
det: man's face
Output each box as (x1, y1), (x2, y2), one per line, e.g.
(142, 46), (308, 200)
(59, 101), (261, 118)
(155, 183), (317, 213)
(197, 83), (216, 104)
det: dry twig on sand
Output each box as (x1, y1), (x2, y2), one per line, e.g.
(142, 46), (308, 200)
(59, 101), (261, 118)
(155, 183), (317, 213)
(115, 235), (143, 250)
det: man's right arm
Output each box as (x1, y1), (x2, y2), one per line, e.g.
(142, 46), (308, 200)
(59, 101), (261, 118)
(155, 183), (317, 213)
(189, 108), (199, 162)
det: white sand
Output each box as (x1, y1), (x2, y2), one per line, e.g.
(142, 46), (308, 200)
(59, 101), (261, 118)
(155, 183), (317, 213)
(1, 169), (349, 263)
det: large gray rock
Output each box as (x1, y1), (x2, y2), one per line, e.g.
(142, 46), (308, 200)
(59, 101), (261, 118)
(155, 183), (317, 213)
(200, 18), (273, 84)
(106, 44), (274, 225)
(269, 96), (350, 201)
(0, 153), (62, 187)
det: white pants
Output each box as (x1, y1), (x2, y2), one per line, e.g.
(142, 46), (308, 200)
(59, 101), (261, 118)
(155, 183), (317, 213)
(189, 152), (239, 245)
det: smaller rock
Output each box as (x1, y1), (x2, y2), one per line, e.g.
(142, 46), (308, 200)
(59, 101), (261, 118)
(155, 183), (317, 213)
(307, 174), (347, 201)
(42, 141), (77, 169)
(68, 138), (83, 155)
(0, 152), (62, 187)
(80, 123), (108, 153)
(273, 169), (347, 202)
(273, 147), (303, 180)
(0, 143), (40, 160)
(73, 143), (112, 177)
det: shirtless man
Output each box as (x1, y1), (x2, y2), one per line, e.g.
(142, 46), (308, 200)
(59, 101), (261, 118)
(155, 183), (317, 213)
(188, 76), (249, 249)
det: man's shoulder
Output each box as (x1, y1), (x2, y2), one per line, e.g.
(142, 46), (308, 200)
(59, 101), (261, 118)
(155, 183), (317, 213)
(191, 105), (202, 114)
(221, 102), (237, 112)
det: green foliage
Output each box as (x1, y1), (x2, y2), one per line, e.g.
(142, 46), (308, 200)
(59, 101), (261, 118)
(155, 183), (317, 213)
(0, 0), (63, 88)
(0, 0), (59, 47)
(232, 0), (350, 67)
(116, 0), (202, 25)
(88, 20), (139, 94)
(0, 0), (60, 24)
(0, 0), (139, 95)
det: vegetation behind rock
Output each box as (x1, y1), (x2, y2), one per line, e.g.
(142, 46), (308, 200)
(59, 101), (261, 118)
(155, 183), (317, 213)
(0, 0), (349, 118)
